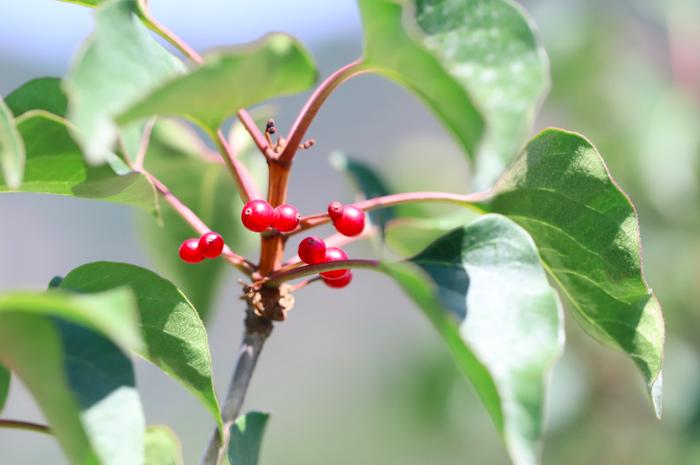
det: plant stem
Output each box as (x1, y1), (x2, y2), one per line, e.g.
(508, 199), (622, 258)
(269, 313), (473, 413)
(0, 419), (51, 436)
(292, 190), (491, 234)
(143, 11), (204, 64)
(145, 173), (255, 275)
(199, 314), (272, 465)
(257, 162), (292, 275)
(236, 110), (275, 159)
(278, 60), (365, 164)
(263, 259), (381, 286)
(214, 131), (260, 203)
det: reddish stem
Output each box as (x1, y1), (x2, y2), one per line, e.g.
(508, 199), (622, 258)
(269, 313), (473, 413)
(236, 110), (276, 159)
(262, 259), (381, 286)
(278, 60), (365, 164)
(214, 131), (260, 203)
(292, 190), (490, 234)
(146, 173), (255, 275)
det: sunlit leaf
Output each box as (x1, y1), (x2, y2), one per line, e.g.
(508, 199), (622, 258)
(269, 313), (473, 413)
(384, 214), (563, 465)
(118, 33), (317, 136)
(0, 111), (158, 214)
(358, 0), (548, 185)
(485, 128), (665, 415)
(64, 0), (184, 163)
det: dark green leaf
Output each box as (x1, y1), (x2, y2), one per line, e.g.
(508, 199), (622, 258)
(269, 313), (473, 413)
(145, 426), (184, 465)
(5, 78), (68, 117)
(383, 214), (563, 465)
(118, 33), (317, 136)
(56, 320), (145, 465)
(0, 111), (158, 214)
(357, 0), (548, 185)
(228, 412), (270, 465)
(485, 128), (665, 415)
(60, 262), (222, 430)
(64, 0), (184, 163)
(0, 97), (25, 189)
(330, 151), (395, 236)
(0, 364), (9, 414)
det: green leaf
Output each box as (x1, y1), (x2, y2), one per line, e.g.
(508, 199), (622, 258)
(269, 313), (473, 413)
(228, 412), (270, 465)
(330, 151), (395, 236)
(0, 111), (158, 214)
(0, 364), (9, 414)
(64, 0), (184, 163)
(0, 97), (25, 189)
(5, 78), (68, 117)
(383, 214), (563, 465)
(60, 262), (222, 430)
(56, 320), (145, 465)
(117, 33), (318, 135)
(0, 288), (144, 465)
(145, 426), (184, 465)
(0, 289), (143, 352)
(485, 128), (665, 415)
(357, 0), (548, 185)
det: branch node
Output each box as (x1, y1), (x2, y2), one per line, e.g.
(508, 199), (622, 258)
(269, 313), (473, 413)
(243, 283), (294, 322)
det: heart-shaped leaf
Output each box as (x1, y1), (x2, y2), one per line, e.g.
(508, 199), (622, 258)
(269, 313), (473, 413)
(357, 0), (548, 185)
(228, 412), (270, 465)
(384, 214), (563, 465)
(117, 33), (317, 136)
(485, 128), (665, 415)
(0, 97), (25, 189)
(60, 262), (222, 431)
(64, 0), (184, 163)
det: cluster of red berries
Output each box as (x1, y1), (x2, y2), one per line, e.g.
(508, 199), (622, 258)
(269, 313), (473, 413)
(239, 199), (366, 288)
(298, 236), (353, 288)
(240, 199), (301, 233)
(178, 232), (224, 264)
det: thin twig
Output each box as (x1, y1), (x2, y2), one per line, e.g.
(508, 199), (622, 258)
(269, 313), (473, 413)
(132, 118), (156, 171)
(0, 419), (52, 436)
(214, 131), (260, 203)
(143, 10), (204, 64)
(281, 226), (378, 268)
(236, 110), (275, 159)
(145, 173), (256, 275)
(291, 190), (491, 235)
(198, 315), (272, 465)
(278, 60), (365, 164)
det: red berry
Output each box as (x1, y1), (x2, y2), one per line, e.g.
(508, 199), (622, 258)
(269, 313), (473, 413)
(334, 205), (365, 237)
(323, 270), (353, 288)
(320, 247), (349, 279)
(298, 236), (327, 265)
(199, 232), (224, 259)
(179, 238), (205, 263)
(272, 204), (300, 232)
(327, 201), (343, 221)
(241, 199), (273, 232)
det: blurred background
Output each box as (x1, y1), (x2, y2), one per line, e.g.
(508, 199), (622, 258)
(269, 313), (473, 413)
(1, 0), (699, 464)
